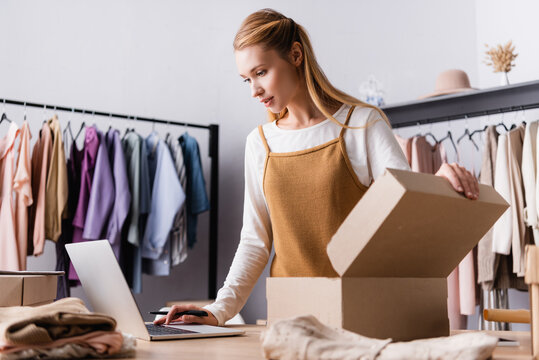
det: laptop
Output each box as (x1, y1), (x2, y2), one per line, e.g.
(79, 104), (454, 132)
(66, 240), (245, 341)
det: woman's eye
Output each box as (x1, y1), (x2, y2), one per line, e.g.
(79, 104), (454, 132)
(242, 70), (265, 84)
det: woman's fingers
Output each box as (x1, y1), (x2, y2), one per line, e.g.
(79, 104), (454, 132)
(165, 305), (183, 324)
(472, 170), (480, 196)
(152, 304), (219, 326)
(452, 164), (474, 199)
(435, 163), (479, 200)
(151, 305), (187, 325)
(180, 315), (213, 324)
(153, 316), (166, 325)
(437, 163), (463, 192)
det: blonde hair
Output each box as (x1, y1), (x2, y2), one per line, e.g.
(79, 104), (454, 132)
(233, 8), (391, 129)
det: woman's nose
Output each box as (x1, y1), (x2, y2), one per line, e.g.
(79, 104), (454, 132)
(251, 83), (263, 98)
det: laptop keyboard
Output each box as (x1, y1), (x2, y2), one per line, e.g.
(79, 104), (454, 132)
(146, 324), (198, 336)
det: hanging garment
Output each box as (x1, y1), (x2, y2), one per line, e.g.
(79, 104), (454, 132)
(507, 125), (530, 276)
(104, 129), (131, 260)
(166, 133), (188, 265)
(44, 115), (68, 242)
(0, 123), (20, 271)
(28, 122), (52, 256)
(454, 139), (477, 318)
(13, 121), (32, 270)
(141, 132), (185, 276)
(490, 132), (528, 290)
(410, 136), (446, 174)
(122, 131), (151, 247)
(261, 106), (367, 277)
(68, 126), (99, 282)
(478, 126), (500, 288)
(492, 134), (513, 255)
(81, 129), (115, 250)
(56, 141), (84, 299)
(395, 134), (412, 166)
(120, 131), (151, 293)
(522, 120), (539, 243)
(179, 132), (209, 249)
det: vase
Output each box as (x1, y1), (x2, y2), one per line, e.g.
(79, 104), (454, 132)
(499, 72), (510, 86)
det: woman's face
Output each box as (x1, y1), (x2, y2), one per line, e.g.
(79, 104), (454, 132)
(236, 44), (300, 113)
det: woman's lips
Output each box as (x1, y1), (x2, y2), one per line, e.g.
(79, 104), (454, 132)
(262, 96), (274, 107)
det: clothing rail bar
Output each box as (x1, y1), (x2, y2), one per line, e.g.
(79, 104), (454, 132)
(0, 98), (211, 130)
(381, 79), (539, 129)
(1, 96), (220, 300)
(389, 103), (539, 129)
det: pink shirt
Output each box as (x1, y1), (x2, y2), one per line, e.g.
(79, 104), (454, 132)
(13, 121), (32, 270)
(0, 123), (21, 270)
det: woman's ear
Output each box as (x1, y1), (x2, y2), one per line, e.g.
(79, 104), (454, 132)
(289, 41), (303, 67)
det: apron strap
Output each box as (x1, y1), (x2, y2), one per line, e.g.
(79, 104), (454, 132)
(258, 125), (270, 154)
(339, 105), (356, 138)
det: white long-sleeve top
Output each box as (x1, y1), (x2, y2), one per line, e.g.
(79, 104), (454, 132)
(492, 134), (512, 255)
(203, 104), (411, 325)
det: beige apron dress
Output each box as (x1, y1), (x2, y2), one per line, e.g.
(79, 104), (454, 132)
(258, 105), (370, 277)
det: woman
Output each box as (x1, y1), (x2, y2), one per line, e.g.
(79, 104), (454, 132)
(155, 8), (479, 327)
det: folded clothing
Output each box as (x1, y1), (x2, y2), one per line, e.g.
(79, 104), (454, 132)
(0, 331), (123, 357)
(0, 332), (136, 360)
(261, 315), (499, 360)
(0, 297), (116, 347)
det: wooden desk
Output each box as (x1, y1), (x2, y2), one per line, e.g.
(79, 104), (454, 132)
(454, 330), (533, 360)
(130, 325), (265, 360)
(126, 326), (533, 359)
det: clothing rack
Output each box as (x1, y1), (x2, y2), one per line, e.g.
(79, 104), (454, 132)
(381, 81), (539, 331)
(0, 97), (220, 299)
(381, 79), (539, 128)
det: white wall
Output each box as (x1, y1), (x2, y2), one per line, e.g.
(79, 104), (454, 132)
(476, 0), (539, 88)
(1, 0), (538, 327)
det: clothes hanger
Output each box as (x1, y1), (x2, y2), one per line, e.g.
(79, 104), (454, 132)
(521, 107), (527, 126)
(436, 130), (459, 156)
(42, 104), (48, 124)
(0, 112), (12, 124)
(508, 109), (520, 130)
(74, 122), (86, 142)
(124, 116), (131, 136)
(107, 113), (113, 133)
(73, 110), (86, 143)
(469, 125), (488, 139)
(178, 121), (189, 144)
(165, 121), (171, 142)
(0, 99), (12, 125)
(412, 121), (439, 143)
(495, 111), (509, 132)
(456, 115), (479, 151)
(63, 108), (75, 143)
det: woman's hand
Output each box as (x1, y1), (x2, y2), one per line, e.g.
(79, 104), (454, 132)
(153, 304), (219, 326)
(435, 162), (479, 200)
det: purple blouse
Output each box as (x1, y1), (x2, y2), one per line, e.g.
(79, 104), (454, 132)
(68, 126), (99, 281)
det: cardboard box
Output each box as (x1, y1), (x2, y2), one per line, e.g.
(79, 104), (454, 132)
(267, 168), (509, 341)
(0, 271), (62, 307)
